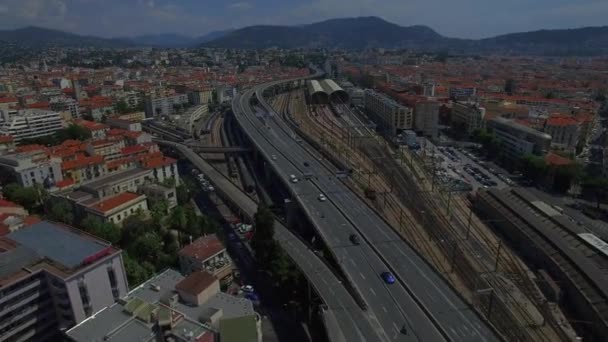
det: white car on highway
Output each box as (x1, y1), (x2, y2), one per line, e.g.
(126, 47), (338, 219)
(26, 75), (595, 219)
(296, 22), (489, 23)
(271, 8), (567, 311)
(290, 174), (299, 183)
(318, 193), (327, 202)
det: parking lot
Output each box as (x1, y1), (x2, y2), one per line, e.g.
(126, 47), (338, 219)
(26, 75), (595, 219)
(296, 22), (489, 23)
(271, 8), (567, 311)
(415, 138), (514, 191)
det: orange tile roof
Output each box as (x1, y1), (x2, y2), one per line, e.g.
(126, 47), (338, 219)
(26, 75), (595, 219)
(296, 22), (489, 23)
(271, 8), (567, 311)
(22, 215), (41, 227)
(75, 119), (108, 131)
(121, 144), (147, 155)
(55, 178), (75, 188)
(546, 116), (579, 127)
(0, 97), (18, 103)
(141, 156), (176, 169)
(0, 135), (13, 144)
(89, 192), (143, 213)
(545, 152), (574, 166)
(16, 144), (48, 153)
(61, 155), (104, 171)
(0, 199), (22, 208)
(178, 234), (225, 261)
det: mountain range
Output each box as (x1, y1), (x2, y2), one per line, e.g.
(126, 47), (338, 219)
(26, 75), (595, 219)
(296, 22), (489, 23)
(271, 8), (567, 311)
(2, 17), (608, 55)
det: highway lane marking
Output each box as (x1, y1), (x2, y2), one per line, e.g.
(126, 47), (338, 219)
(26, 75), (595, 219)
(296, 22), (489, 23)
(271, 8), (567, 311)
(359, 272), (366, 280)
(369, 288), (376, 296)
(350, 258), (356, 266)
(382, 306), (387, 313)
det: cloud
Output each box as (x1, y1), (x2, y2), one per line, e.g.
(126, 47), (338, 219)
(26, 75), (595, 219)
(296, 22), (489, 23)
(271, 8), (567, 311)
(229, 2), (253, 11)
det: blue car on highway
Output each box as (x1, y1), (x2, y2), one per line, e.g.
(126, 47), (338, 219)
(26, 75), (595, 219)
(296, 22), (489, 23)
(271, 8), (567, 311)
(381, 272), (395, 284)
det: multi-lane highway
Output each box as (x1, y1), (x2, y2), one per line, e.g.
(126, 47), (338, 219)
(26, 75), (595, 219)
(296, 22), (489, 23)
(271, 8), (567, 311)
(232, 79), (501, 341)
(155, 139), (383, 342)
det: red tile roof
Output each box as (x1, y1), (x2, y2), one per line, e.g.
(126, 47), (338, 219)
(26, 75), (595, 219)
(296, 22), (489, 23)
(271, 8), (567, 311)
(545, 153), (574, 166)
(175, 271), (217, 296)
(121, 144), (147, 155)
(0, 135), (13, 144)
(179, 234), (225, 261)
(61, 155), (104, 171)
(89, 192), (144, 213)
(16, 144), (47, 153)
(546, 116), (579, 127)
(0, 97), (18, 104)
(22, 215), (41, 227)
(26, 102), (51, 110)
(0, 199), (22, 208)
(55, 178), (75, 188)
(75, 119), (108, 131)
(141, 156), (176, 169)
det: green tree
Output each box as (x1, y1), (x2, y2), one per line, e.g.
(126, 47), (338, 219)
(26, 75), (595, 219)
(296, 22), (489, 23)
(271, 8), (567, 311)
(47, 199), (74, 225)
(120, 213), (148, 246)
(176, 183), (193, 205)
(81, 216), (121, 244)
(128, 232), (164, 266)
(123, 253), (155, 287)
(552, 163), (582, 194)
(114, 99), (130, 114)
(56, 124), (92, 142)
(520, 154), (548, 184)
(3, 183), (47, 210)
(251, 206), (276, 268)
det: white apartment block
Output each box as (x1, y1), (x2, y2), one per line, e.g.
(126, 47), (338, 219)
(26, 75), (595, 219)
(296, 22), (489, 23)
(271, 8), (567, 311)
(414, 101), (439, 139)
(50, 98), (80, 119)
(451, 102), (486, 134)
(144, 94), (188, 117)
(0, 150), (64, 187)
(364, 89), (413, 136)
(0, 109), (64, 142)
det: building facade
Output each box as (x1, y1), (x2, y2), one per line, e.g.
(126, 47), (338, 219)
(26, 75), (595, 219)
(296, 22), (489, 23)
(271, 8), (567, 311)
(84, 192), (148, 226)
(544, 116), (581, 151)
(0, 221), (129, 341)
(0, 150), (64, 187)
(414, 101), (439, 139)
(0, 109), (64, 142)
(364, 89), (413, 136)
(144, 94), (188, 118)
(487, 117), (552, 160)
(451, 102), (486, 134)
(179, 234), (233, 281)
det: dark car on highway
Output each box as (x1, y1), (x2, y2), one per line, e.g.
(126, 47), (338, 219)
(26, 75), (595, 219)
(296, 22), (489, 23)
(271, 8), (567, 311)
(349, 234), (360, 245)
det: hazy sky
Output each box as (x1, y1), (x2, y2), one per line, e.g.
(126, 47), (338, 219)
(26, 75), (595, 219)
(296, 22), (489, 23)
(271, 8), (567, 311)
(0, 0), (607, 38)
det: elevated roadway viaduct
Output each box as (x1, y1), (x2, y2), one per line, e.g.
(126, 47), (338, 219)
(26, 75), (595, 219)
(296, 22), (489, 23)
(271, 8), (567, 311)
(155, 139), (383, 342)
(231, 77), (501, 342)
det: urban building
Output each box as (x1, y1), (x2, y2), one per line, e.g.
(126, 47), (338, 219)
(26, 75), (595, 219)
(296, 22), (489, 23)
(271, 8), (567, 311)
(0, 109), (64, 142)
(50, 98), (80, 119)
(140, 183), (177, 210)
(449, 86), (477, 100)
(0, 135), (15, 154)
(487, 117), (552, 160)
(83, 192), (148, 226)
(0, 149), (64, 187)
(544, 116), (581, 151)
(188, 89), (213, 105)
(364, 89), (413, 136)
(65, 269), (258, 342)
(80, 167), (153, 199)
(0, 221), (129, 341)
(451, 102), (486, 134)
(115, 111), (146, 122)
(74, 119), (108, 140)
(61, 155), (107, 185)
(124, 90), (142, 108)
(178, 234), (233, 282)
(144, 94), (188, 117)
(413, 101), (439, 139)
(105, 118), (142, 132)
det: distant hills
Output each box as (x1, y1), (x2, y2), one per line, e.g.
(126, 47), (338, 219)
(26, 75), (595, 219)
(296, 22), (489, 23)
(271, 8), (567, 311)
(204, 16), (608, 55)
(3, 17), (608, 55)
(0, 26), (132, 48)
(0, 27), (232, 49)
(127, 30), (233, 48)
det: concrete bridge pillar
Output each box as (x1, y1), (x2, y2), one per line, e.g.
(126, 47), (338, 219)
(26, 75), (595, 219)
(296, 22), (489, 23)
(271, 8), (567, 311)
(284, 198), (298, 229)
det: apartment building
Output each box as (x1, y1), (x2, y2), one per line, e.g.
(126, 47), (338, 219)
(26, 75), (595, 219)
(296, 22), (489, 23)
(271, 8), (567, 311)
(0, 109), (64, 142)
(50, 98), (80, 119)
(0, 149), (64, 187)
(179, 234), (233, 281)
(413, 101), (439, 139)
(144, 94), (188, 117)
(449, 86), (477, 100)
(0, 221), (128, 341)
(364, 89), (413, 136)
(83, 192), (148, 226)
(188, 88), (213, 105)
(0, 135), (15, 154)
(544, 116), (581, 151)
(487, 117), (552, 160)
(140, 183), (177, 210)
(451, 102), (486, 134)
(66, 269), (258, 342)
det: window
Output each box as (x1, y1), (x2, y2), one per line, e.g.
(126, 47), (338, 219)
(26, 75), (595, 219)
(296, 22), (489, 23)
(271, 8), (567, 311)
(107, 267), (120, 299)
(78, 282), (92, 317)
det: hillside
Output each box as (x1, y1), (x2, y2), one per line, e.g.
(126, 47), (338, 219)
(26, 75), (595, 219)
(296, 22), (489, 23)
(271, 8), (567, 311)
(0, 26), (132, 48)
